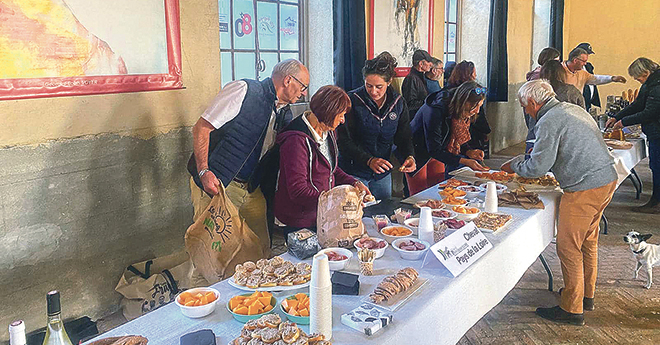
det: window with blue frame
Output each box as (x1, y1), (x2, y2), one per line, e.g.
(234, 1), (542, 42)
(444, 0), (458, 63)
(219, 0), (303, 86)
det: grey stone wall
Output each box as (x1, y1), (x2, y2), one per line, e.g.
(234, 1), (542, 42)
(0, 128), (194, 340)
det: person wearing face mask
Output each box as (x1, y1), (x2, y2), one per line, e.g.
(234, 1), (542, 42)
(606, 57), (660, 213)
(274, 86), (371, 233)
(337, 52), (416, 200)
(562, 47), (627, 91)
(188, 59), (309, 256)
(402, 49), (434, 120)
(408, 81), (490, 194)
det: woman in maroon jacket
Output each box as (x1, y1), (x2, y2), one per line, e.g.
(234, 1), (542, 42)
(274, 85), (371, 233)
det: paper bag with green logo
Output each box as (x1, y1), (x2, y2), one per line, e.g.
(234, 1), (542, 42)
(317, 184), (365, 248)
(185, 183), (264, 284)
(114, 251), (193, 320)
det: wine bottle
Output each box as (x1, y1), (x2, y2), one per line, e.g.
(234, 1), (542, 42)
(9, 320), (26, 345)
(42, 291), (73, 345)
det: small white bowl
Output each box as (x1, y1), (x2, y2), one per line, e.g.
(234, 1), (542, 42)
(392, 238), (430, 260)
(353, 237), (388, 259)
(456, 185), (485, 199)
(175, 287), (219, 318)
(318, 247), (353, 270)
(430, 209), (457, 220)
(438, 189), (467, 199)
(380, 225), (414, 243)
(451, 206), (482, 221)
(479, 183), (508, 195)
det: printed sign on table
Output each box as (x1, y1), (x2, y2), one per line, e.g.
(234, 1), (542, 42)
(422, 222), (492, 277)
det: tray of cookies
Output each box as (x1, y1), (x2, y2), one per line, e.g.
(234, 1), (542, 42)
(230, 315), (331, 345)
(229, 257), (312, 292)
(364, 267), (428, 312)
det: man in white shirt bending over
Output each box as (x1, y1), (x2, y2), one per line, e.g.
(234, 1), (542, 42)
(187, 59), (310, 256)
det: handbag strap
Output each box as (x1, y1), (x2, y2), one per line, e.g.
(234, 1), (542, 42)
(127, 260), (153, 279)
(162, 269), (179, 294)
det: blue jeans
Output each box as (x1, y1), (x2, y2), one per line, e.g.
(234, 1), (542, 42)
(648, 139), (660, 200)
(356, 173), (392, 200)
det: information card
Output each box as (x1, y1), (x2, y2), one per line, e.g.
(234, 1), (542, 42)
(423, 222), (492, 277)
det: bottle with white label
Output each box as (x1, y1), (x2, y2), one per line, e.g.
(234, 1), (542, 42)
(9, 320), (26, 345)
(42, 291), (73, 345)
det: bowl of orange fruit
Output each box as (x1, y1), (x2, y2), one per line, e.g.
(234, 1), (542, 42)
(452, 205), (481, 221)
(175, 287), (219, 318)
(442, 195), (468, 206)
(227, 291), (277, 323)
(280, 293), (310, 324)
(380, 225), (413, 243)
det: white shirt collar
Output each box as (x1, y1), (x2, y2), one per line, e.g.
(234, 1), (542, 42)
(302, 112), (327, 144)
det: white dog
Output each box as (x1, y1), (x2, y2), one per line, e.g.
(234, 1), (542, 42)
(623, 231), (660, 289)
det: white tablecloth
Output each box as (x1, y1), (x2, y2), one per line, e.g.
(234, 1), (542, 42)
(84, 192), (560, 345)
(611, 137), (647, 186)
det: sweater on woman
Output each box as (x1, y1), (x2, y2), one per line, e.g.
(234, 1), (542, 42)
(274, 115), (357, 228)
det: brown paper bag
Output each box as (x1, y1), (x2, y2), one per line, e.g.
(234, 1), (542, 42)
(317, 185), (365, 248)
(115, 251), (193, 320)
(185, 183), (264, 284)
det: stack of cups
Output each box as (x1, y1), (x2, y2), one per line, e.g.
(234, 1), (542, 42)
(310, 253), (332, 340)
(418, 207), (434, 244)
(485, 181), (498, 213)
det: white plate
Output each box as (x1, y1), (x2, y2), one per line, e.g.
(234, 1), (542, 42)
(364, 199), (381, 208)
(363, 277), (429, 312)
(228, 279), (309, 292)
(476, 215), (514, 234)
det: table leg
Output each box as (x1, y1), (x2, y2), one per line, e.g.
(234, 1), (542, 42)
(601, 214), (609, 235)
(539, 254), (553, 292)
(626, 174), (640, 200)
(631, 168), (643, 197)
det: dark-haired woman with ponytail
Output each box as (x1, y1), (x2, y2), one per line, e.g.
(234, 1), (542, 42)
(337, 51), (416, 200)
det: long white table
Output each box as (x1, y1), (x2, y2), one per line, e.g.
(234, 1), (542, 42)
(601, 137), (648, 234)
(84, 189), (560, 345)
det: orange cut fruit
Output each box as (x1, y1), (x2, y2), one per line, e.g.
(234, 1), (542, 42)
(258, 296), (271, 306)
(247, 304), (261, 315)
(263, 304), (273, 312)
(299, 308), (309, 317)
(233, 306), (248, 315)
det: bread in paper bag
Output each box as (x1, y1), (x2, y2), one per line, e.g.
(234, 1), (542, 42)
(317, 185), (365, 248)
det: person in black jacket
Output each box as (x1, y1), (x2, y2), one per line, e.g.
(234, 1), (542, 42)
(410, 81), (489, 193)
(445, 61), (492, 155)
(337, 52), (416, 200)
(607, 57), (660, 213)
(401, 49), (434, 121)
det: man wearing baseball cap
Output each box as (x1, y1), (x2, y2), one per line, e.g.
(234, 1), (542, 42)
(576, 43), (601, 111)
(402, 49), (434, 121)
(563, 45), (627, 106)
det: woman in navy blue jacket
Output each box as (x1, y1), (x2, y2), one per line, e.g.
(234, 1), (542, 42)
(410, 81), (489, 191)
(337, 52), (416, 199)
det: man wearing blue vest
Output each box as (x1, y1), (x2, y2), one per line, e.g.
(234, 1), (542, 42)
(188, 59), (310, 257)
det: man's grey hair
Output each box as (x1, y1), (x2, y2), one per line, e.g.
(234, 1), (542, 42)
(568, 47), (588, 62)
(272, 59), (305, 79)
(628, 57), (660, 78)
(518, 79), (556, 106)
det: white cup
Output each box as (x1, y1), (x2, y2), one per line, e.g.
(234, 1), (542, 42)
(485, 181), (498, 213)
